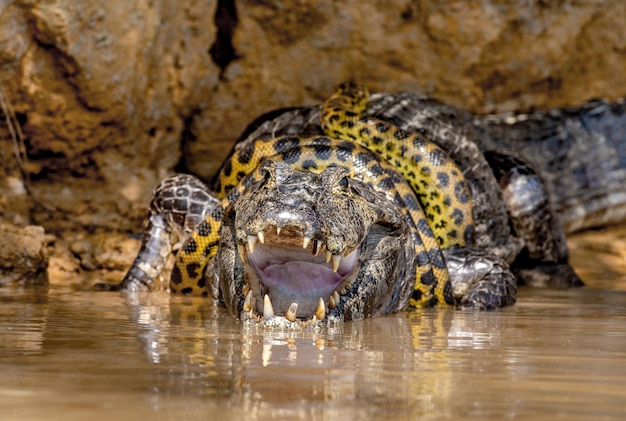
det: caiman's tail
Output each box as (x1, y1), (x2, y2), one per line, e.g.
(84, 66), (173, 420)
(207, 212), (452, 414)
(476, 98), (626, 232)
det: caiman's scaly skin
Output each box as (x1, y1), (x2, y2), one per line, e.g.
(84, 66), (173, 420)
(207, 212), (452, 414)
(100, 83), (625, 326)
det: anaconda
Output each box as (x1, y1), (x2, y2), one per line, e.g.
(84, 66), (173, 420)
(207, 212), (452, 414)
(100, 84), (626, 326)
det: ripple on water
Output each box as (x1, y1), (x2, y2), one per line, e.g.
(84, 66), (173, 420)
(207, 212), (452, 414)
(0, 283), (625, 420)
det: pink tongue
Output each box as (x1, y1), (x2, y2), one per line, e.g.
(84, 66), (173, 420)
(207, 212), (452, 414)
(261, 261), (344, 294)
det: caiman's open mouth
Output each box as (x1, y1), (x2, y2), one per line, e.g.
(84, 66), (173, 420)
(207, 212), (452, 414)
(237, 226), (359, 325)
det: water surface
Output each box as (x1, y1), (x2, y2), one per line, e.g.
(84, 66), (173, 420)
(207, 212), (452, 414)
(1, 277), (626, 420)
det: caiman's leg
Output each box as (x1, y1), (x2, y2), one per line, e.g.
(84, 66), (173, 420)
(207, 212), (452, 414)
(97, 174), (219, 292)
(443, 247), (517, 309)
(102, 212), (173, 291)
(485, 151), (582, 288)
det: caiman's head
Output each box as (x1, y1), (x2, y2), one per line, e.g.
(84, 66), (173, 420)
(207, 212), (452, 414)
(216, 160), (415, 327)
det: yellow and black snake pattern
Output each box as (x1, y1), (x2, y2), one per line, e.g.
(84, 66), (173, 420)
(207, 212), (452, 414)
(322, 83), (474, 247)
(171, 83), (474, 307)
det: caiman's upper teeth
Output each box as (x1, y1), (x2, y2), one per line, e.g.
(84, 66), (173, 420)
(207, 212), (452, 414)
(276, 226), (281, 235)
(243, 289), (253, 312)
(302, 236), (312, 250)
(247, 235), (258, 254)
(315, 297), (326, 321)
(285, 302), (298, 322)
(257, 231), (265, 244)
(312, 240), (320, 256)
(331, 254), (342, 273)
(263, 294), (274, 318)
(326, 250), (332, 263)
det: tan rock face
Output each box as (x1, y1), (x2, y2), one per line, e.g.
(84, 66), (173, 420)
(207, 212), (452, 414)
(0, 0), (625, 233)
(0, 0), (219, 230)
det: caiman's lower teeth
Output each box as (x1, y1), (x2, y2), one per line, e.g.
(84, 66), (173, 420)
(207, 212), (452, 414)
(331, 254), (342, 273)
(302, 236), (312, 250)
(247, 235), (258, 254)
(243, 289), (253, 312)
(315, 297), (326, 321)
(242, 282), (250, 297)
(332, 291), (340, 305)
(263, 294), (274, 318)
(329, 293), (337, 309)
(285, 303), (298, 322)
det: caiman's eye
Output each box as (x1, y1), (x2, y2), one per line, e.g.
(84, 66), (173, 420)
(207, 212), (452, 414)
(261, 166), (273, 186)
(334, 175), (350, 194)
(257, 161), (277, 189)
(324, 167), (352, 195)
(338, 175), (349, 189)
(257, 160), (292, 189)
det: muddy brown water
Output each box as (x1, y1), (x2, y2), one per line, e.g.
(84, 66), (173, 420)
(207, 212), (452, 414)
(2, 236), (626, 420)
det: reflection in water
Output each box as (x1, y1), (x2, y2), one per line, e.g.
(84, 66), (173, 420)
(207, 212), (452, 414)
(0, 285), (49, 356)
(1, 285), (626, 420)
